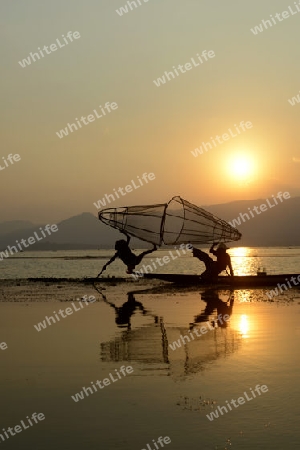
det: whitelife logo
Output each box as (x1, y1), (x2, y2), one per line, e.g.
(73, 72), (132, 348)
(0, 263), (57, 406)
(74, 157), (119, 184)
(140, 436), (172, 450)
(0, 153), (21, 171)
(71, 365), (133, 402)
(169, 314), (230, 351)
(93, 172), (155, 209)
(228, 192), (290, 228)
(250, 2), (300, 35)
(0, 412), (45, 444)
(33, 296), (96, 332)
(206, 385), (269, 421)
(0, 224), (59, 261)
(153, 50), (215, 87)
(288, 90), (300, 106)
(0, 342), (8, 351)
(116, 0), (150, 16)
(132, 244), (192, 279)
(56, 102), (118, 139)
(191, 121), (253, 157)
(266, 274), (300, 299)
(18, 31), (81, 68)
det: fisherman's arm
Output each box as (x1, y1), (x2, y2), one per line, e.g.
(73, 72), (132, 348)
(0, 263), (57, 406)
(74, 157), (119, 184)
(209, 243), (218, 256)
(122, 232), (131, 245)
(97, 253), (118, 276)
(228, 258), (234, 277)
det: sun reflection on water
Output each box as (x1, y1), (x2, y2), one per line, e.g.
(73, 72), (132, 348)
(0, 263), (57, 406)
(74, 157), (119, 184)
(229, 247), (255, 275)
(239, 314), (249, 338)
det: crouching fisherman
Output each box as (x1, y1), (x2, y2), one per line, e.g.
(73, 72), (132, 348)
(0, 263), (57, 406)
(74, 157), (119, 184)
(192, 242), (234, 281)
(97, 234), (157, 276)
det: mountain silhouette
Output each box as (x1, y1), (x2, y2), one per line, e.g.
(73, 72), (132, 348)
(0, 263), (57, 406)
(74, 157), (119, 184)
(0, 196), (299, 250)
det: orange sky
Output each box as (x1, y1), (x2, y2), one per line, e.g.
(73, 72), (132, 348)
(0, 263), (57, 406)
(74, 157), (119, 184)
(1, 0), (300, 222)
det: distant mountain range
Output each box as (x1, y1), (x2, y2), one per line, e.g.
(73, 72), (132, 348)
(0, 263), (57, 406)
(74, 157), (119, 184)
(206, 195), (300, 246)
(0, 196), (299, 250)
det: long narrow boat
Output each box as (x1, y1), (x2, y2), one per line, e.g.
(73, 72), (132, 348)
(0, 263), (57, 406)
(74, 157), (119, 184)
(25, 273), (300, 288)
(143, 273), (300, 287)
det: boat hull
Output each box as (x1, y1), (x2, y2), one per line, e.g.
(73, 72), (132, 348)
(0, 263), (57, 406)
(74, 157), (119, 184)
(143, 273), (300, 287)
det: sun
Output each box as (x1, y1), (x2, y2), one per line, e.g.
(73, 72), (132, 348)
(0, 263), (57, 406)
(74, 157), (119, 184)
(232, 158), (250, 177)
(228, 154), (254, 180)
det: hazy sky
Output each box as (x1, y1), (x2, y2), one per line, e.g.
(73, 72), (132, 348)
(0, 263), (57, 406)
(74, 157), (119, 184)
(1, 0), (300, 223)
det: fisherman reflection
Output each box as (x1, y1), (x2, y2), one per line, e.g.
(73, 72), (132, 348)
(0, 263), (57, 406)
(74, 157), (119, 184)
(190, 289), (234, 329)
(100, 291), (155, 330)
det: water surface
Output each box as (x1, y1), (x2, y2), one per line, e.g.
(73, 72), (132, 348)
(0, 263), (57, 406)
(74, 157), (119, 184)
(0, 283), (299, 449)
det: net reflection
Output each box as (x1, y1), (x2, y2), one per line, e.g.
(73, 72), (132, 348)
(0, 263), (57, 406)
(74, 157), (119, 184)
(169, 289), (242, 378)
(99, 290), (169, 366)
(99, 288), (243, 378)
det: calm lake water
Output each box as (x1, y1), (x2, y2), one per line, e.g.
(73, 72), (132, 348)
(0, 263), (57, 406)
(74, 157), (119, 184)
(1, 247), (300, 279)
(0, 248), (299, 449)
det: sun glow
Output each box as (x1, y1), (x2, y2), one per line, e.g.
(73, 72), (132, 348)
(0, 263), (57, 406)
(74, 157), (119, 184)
(228, 154), (254, 181)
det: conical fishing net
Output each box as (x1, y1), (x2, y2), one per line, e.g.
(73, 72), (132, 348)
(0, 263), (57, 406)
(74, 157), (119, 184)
(98, 196), (241, 246)
(162, 196), (241, 245)
(98, 203), (167, 245)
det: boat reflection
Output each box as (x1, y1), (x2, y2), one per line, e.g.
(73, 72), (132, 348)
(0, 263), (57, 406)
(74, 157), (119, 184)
(100, 288), (243, 378)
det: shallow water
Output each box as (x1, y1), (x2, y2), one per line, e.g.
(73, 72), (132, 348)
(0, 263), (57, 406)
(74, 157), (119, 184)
(0, 283), (299, 449)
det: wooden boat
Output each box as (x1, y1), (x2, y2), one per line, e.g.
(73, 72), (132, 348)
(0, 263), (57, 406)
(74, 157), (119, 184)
(143, 273), (300, 287)
(26, 273), (300, 289)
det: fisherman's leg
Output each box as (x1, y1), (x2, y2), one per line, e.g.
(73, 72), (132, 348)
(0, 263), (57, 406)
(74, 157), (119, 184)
(192, 247), (214, 270)
(135, 245), (157, 265)
(194, 251), (219, 281)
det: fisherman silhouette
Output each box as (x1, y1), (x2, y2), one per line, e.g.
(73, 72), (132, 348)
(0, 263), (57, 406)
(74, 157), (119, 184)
(190, 289), (234, 329)
(100, 291), (153, 330)
(97, 233), (157, 276)
(191, 242), (234, 280)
